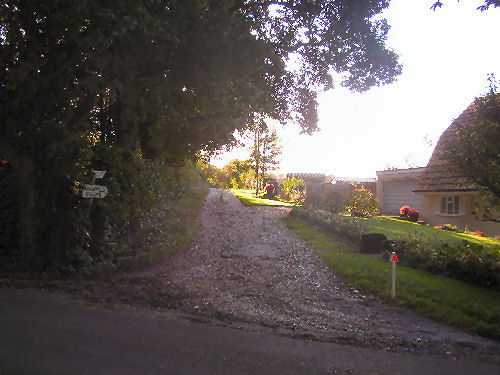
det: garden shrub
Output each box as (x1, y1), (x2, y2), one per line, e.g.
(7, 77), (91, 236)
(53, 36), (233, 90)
(291, 206), (368, 245)
(281, 177), (306, 202)
(400, 205), (411, 217)
(407, 209), (420, 222)
(0, 143), (208, 277)
(440, 224), (460, 232)
(399, 205), (419, 222)
(382, 237), (500, 290)
(345, 187), (380, 217)
(303, 190), (345, 214)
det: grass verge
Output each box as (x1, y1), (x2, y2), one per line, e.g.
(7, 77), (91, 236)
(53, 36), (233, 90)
(283, 214), (500, 340)
(359, 216), (500, 251)
(231, 189), (296, 207)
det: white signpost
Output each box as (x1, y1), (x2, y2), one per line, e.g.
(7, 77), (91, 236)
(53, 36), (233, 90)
(82, 184), (108, 199)
(389, 252), (398, 299)
(82, 170), (108, 200)
(93, 170), (106, 179)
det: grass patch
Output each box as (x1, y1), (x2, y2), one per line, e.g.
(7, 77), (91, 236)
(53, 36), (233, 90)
(283, 215), (500, 340)
(358, 216), (500, 251)
(230, 189), (296, 207)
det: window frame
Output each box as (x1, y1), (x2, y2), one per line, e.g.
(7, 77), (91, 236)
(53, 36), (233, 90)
(439, 195), (462, 216)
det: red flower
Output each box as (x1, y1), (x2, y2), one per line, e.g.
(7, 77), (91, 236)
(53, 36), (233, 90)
(408, 209), (420, 222)
(264, 184), (275, 193)
(400, 205), (411, 216)
(472, 231), (485, 237)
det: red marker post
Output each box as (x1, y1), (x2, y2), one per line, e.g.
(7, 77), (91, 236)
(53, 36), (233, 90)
(390, 252), (398, 299)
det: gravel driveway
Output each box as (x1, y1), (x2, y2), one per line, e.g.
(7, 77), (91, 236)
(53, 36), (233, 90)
(15, 188), (500, 363)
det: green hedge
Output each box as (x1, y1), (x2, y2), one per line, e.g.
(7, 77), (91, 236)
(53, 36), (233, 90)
(1, 147), (208, 277)
(383, 238), (500, 291)
(292, 206), (500, 291)
(290, 207), (367, 245)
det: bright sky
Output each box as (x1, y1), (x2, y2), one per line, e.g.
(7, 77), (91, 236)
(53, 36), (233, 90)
(212, 0), (500, 178)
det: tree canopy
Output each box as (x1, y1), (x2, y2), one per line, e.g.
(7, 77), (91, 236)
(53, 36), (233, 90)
(440, 92), (500, 203)
(1, 0), (402, 162)
(0, 0), (403, 272)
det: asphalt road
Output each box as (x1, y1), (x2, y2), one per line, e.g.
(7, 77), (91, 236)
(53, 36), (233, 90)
(1, 289), (499, 375)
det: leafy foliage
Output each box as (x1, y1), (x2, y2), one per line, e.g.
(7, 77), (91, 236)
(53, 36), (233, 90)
(431, 0), (500, 12)
(198, 159), (254, 189)
(0, 0), (403, 273)
(281, 177), (306, 202)
(304, 191), (346, 214)
(344, 187), (380, 217)
(290, 206), (368, 244)
(383, 237), (500, 291)
(246, 118), (283, 194)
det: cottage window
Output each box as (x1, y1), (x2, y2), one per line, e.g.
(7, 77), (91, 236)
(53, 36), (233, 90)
(441, 196), (460, 215)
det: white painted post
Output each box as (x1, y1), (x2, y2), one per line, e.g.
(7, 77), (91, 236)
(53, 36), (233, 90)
(392, 261), (396, 299)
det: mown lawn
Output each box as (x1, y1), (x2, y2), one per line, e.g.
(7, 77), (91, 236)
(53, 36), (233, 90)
(283, 215), (500, 340)
(230, 189), (296, 207)
(355, 216), (500, 252)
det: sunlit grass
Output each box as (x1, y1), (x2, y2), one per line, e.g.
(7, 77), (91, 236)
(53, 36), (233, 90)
(230, 189), (296, 207)
(356, 216), (500, 252)
(283, 215), (500, 339)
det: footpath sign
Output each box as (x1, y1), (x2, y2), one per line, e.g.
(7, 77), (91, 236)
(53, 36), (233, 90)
(93, 170), (106, 179)
(82, 184), (108, 199)
(389, 252), (398, 299)
(82, 170), (108, 199)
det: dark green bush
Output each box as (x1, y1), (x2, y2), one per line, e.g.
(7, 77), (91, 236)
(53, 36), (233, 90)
(382, 237), (500, 290)
(291, 207), (367, 245)
(303, 190), (345, 214)
(0, 144), (207, 277)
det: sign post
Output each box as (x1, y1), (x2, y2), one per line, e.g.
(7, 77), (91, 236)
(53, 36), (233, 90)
(93, 170), (106, 179)
(389, 252), (398, 299)
(82, 170), (108, 201)
(82, 185), (108, 199)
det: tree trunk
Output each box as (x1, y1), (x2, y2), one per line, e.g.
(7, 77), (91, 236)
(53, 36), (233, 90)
(15, 154), (38, 267)
(255, 128), (260, 196)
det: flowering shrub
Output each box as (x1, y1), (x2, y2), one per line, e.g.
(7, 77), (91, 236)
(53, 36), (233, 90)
(264, 183), (275, 194)
(407, 209), (420, 222)
(400, 205), (419, 222)
(400, 205), (411, 216)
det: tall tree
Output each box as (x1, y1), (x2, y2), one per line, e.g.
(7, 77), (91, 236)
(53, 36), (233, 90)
(247, 115), (282, 195)
(259, 128), (282, 184)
